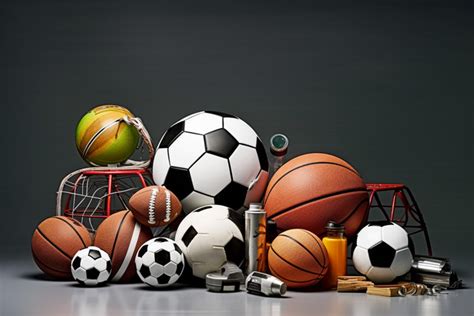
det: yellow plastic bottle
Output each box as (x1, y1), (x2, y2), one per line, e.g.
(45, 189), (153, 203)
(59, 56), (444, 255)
(321, 221), (347, 289)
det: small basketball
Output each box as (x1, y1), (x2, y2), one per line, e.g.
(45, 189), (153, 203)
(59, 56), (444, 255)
(75, 104), (139, 166)
(263, 153), (369, 239)
(94, 210), (152, 283)
(31, 216), (92, 279)
(267, 229), (329, 288)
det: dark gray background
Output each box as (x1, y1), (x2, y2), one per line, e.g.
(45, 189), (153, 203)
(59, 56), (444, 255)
(2, 0), (472, 271)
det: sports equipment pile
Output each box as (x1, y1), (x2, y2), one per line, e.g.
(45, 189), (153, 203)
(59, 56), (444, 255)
(31, 106), (436, 294)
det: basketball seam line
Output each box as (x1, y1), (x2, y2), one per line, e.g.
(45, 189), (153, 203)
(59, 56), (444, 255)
(53, 216), (88, 248)
(110, 211), (130, 262)
(269, 245), (325, 276)
(263, 161), (361, 205)
(269, 262), (323, 284)
(279, 234), (326, 268)
(339, 197), (369, 225)
(300, 230), (327, 267)
(268, 187), (368, 220)
(35, 228), (73, 260)
(32, 251), (70, 274)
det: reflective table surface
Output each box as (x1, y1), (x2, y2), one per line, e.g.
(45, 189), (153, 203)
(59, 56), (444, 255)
(1, 259), (472, 316)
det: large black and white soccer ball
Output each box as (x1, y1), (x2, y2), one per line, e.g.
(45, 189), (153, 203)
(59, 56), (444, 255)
(71, 246), (112, 286)
(175, 204), (244, 279)
(135, 237), (185, 287)
(352, 221), (413, 283)
(152, 111), (269, 214)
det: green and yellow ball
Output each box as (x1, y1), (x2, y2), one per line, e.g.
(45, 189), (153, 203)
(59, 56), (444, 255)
(75, 104), (139, 166)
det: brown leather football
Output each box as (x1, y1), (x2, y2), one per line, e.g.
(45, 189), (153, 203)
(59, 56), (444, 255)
(129, 185), (182, 227)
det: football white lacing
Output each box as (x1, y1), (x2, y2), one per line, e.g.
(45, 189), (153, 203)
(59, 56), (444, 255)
(164, 188), (172, 223)
(148, 188), (158, 225)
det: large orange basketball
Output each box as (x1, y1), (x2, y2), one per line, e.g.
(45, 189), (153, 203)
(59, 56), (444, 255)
(31, 216), (92, 279)
(94, 211), (152, 283)
(268, 229), (328, 288)
(263, 153), (369, 239)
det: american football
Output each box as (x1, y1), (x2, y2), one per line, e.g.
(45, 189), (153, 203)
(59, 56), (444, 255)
(129, 185), (182, 227)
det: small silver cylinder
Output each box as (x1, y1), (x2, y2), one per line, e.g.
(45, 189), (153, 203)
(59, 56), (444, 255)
(245, 203), (266, 275)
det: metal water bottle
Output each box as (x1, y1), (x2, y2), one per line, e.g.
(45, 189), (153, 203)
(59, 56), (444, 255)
(245, 203), (266, 275)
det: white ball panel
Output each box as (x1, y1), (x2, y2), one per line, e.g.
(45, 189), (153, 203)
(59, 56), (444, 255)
(74, 267), (87, 281)
(169, 274), (180, 284)
(191, 220), (235, 244)
(164, 262), (177, 276)
(170, 251), (181, 264)
(189, 154), (231, 195)
(84, 279), (98, 286)
(76, 248), (89, 257)
(352, 247), (372, 275)
(160, 242), (175, 253)
(97, 270), (110, 283)
(357, 225), (382, 249)
(184, 112), (223, 134)
(145, 276), (159, 287)
(186, 235), (227, 279)
(224, 117), (257, 147)
(223, 218), (244, 241)
(147, 242), (162, 253)
(229, 145), (261, 186)
(390, 247), (413, 276)
(80, 256), (95, 270)
(142, 252), (155, 266)
(95, 258), (107, 271)
(135, 256), (143, 268)
(366, 266), (396, 283)
(149, 263), (164, 277)
(381, 224), (409, 250)
(152, 148), (170, 185)
(168, 133), (205, 169)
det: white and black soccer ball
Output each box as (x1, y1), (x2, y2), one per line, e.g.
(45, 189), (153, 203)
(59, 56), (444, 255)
(152, 111), (269, 214)
(71, 246), (112, 286)
(352, 221), (413, 283)
(175, 204), (244, 279)
(135, 237), (185, 287)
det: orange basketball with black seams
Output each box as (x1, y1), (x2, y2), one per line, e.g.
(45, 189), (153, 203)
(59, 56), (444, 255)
(263, 153), (369, 239)
(267, 229), (329, 288)
(31, 216), (92, 279)
(94, 210), (152, 283)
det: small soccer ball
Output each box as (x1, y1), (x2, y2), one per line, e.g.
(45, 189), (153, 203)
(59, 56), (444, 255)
(152, 111), (269, 213)
(352, 221), (413, 283)
(135, 237), (185, 287)
(175, 204), (244, 279)
(71, 246), (112, 286)
(76, 104), (139, 166)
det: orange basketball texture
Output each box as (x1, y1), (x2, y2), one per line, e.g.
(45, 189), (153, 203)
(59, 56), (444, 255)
(31, 216), (92, 279)
(94, 210), (152, 282)
(268, 229), (329, 288)
(263, 153), (369, 238)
